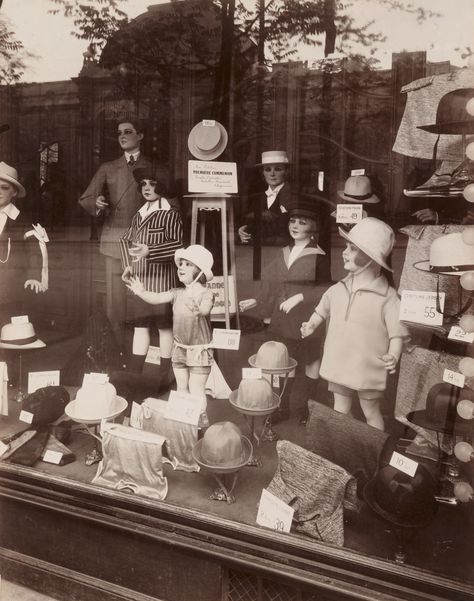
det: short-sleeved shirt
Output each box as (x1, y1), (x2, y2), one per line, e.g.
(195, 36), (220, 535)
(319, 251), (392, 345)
(171, 287), (214, 346)
(315, 274), (409, 392)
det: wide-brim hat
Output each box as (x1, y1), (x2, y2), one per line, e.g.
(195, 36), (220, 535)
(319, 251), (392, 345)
(414, 232), (474, 276)
(187, 120), (228, 161)
(256, 150), (290, 167)
(407, 382), (474, 436)
(192, 432), (253, 473)
(418, 88), (474, 135)
(338, 217), (394, 272)
(0, 321), (45, 349)
(0, 161), (26, 198)
(229, 387), (280, 417)
(337, 175), (379, 204)
(174, 245), (214, 281)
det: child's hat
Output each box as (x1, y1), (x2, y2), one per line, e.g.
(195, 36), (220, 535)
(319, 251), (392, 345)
(0, 161), (26, 198)
(338, 217), (394, 272)
(174, 245), (214, 281)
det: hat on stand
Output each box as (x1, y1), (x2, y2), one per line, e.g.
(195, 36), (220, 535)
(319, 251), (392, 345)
(192, 421), (252, 470)
(337, 175), (380, 204)
(248, 340), (297, 372)
(414, 232), (474, 276)
(187, 120), (228, 160)
(0, 320), (45, 349)
(418, 88), (474, 135)
(229, 378), (280, 413)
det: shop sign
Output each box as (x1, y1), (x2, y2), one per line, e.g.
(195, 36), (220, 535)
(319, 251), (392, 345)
(207, 275), (236, 316)
(400, 290), (445, 326)
(188, 160), (238, 193)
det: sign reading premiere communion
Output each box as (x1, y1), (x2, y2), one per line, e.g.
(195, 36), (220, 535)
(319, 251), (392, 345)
(188, 160), (238, 193)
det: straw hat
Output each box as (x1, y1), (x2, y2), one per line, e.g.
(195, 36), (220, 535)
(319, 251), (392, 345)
(0, 320), (45, 349)
(338, 217), (394, 272)
(337, 175), (379, 204)
(256, 150), (290, 167)
(187, 120), (228, 161)
(0, 162), (26, 198)
(174, 245), (214, 282)
(414, 232), (474, 276)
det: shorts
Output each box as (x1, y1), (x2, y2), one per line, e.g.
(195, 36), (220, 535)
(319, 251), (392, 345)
(328, 381), (384, 400)
(172, 344), (213, 375)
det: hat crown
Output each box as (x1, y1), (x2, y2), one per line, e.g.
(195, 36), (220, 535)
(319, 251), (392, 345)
(260, 150), (289, 165)
(236, 378), (273, 410)
(201, 421), (245, 466)
(419, 88), (474, 134)
(429, 232), (474, 268)
(343, 217), (394, 262)
(343, 175), (372, 196)
(255, 340), (289, 369)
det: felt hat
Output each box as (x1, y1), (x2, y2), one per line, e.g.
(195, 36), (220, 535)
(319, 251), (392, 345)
(0, 162), (26, 198)
(248, 340), (297, 373)
(337, 175), (380, 204)
(256, 150), (290, 167)
(187, 120), (228, 161)
(286, 199), (319, 220)
(363, 463), (437, 528)
(192, 421), (252, 471)
(414, 232), (474, 276)
(407, 382), (474, 436)
(132, 165), (172, 196)
(0, 320), (45, 349)
(338, 217), (395, 272)
(418, 88), (474, 135)
(229, 378), (280, 415)
(174, 245), (214, 282)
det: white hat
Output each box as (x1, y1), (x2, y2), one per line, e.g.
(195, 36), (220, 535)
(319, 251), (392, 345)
(337, 175), (380, 204)
(174, 245), (214, 281)
(338, 217), (395, 272)
(0, 320), (45, 349)
(187, 120), (228, 161)
(414, 232), (474, 276)
(0, 162), (26, 198)
(256, 150), (290, 166)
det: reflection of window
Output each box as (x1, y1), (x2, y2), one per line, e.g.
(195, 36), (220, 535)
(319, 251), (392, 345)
(39, 141), (59, 186)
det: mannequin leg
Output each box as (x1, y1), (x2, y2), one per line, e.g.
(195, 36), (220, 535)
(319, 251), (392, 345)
(300, 359), (321, 424)
(174, 367), (189, 393)
(189, 372), (210, 428)
(128, 327), (150, 373)
(333, 392), (352, 415)
(158, 328), (174, 384)
(359, 396), (384, 431)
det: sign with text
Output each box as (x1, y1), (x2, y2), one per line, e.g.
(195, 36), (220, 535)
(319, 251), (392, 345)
(188, 160), (238, 194)
(351, 168), (366, 176)
(443, 369), (465, 389)
(389, 451), (418, 477)
(211, 328), (241, 351)
(28, 370), (60, 394)
(336, 203), (363, 224)
(448, 326), (474, 344)
(19, 410), (34, 424)
(256, 489), (294, 533)
(145, 345), (161, 365)
(207, 275), (236, 316)
(400, 290), (445, 326)
(164, 390), (204, 426)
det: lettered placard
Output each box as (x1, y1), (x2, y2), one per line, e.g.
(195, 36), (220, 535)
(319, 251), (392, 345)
(19, 410), (34, 424)
(443, 369), (465, 389)
(82, 372), (109, 386)
(164, 390), (204, 426)
(211, 328), (241, 350)
(145, 345), (161, 365)
(336, 204), (363, 224)
(389, 451), (418, 477)
(351, 168), (366, 176)
(188, 160), (238, 194)
(242, 368), (262, 379)
(256, 489), (294, 533)
(11, 315), (29, 324)
(28, 370), (60, 394)
(448, 326), (474, 344)
(400, 290), (445, 326)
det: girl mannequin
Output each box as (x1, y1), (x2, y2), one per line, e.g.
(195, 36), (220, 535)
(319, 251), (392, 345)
(301, 218), (409, 431)
(127, 245), (214, 427)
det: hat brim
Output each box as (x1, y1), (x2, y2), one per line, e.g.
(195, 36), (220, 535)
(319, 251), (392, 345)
(418, 121), (474, 135)
(288, 208), (318, 219)
(0, 338), (45, 349)
(248, 354), (298, 374)
(229, 389), (280, 416)
(192, 435), (253, 473)
(65, 396), (128, 424)
(187, 123), (228, 161)
(338, 227), (393, 272)
(174, 248), (213, 282)
(337, 191), (380, 204)
(406, 409), (474, 436)
(255, 160), (291, 167)
(413, 260), (468, 276)
(0, 174), (26, 198)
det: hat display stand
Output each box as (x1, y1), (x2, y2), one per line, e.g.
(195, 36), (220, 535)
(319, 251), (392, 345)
(65, 396), (128, 466)
(6, 347), (46, 403)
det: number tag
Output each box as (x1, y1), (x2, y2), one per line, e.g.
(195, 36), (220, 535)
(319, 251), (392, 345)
(256, 489), (294, 533)
(336, 204), (363, 224)
(443, 369), (465, 389)
(202, 119), (216, 127)
(19, 410), (34, 424)
(211, 328), (241, 350)
(272, 374), (280, 388)
(242, 368), (262, 380)
(399, 290), (445, 326)
(351, 168), (365, 176)
(43, 450), (63, 465)
(82, 372), (109, 386)
(145, 345), (161, 365)
(28, 370), (60, 394)
(164, 390), (204, 426)
(389, 451), (418, 477)
(448, 326), (474, 344)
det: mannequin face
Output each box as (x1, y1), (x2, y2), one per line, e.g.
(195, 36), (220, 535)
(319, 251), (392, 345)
(0, 179), (18, 209)
(288, 216), (314, 243)
(177, 259), (200, 285)
(262, 164), (287, 189)
(342, 242), (371, 272)
(117, 122), (143, 153)
(141, 179), (160, 202)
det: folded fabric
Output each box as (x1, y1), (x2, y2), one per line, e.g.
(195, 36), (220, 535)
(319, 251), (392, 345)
(267, 440), (358, 546)
(6, 427), (50, 467)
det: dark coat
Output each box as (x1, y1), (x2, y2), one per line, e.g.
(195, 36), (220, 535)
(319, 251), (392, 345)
(244, 183), (293, 246)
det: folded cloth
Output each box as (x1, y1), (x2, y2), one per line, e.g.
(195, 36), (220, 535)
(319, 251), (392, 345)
(41, 433), (76, 466)
(6, 427), (50, 466)
(267, 440), (359, 546)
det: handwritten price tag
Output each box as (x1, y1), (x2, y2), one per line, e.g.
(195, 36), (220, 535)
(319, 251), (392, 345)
(242, 368), (262, 379)
(443, 369), (465, 389)
(28, 370), (60, 394)
(448, 326), (474, 344)
(211, 328), (241, 350)
(145, 345), (161, 365)
(389, 451), (418, 477)
(19, 410), (34, 424)
(336, 204), (363, 224)
(202, 119), (216, 127)
(256, 489), (294, 533)
(351, 168), (365, 176)
(400, 290), (445, 326)
(82, 372), (109, 386)
(43, 450), (63, 465)
(164, 390), (204, 426)
(11, 315), (29, 324)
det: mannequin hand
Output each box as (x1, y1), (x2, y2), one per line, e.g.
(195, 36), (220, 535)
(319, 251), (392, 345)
(239, 298), (257, 312)
(121, 266), (133, 283)
(412, 209), (438, 224)
(301, 321), (315, 338)
(280, 294), (303, 314)
(24, 279), (46, 294)
(238, 225), (251, 243)
(126, 275), (145, 295)
(129, 242), (149, 261)
(380, 353), (397, 374)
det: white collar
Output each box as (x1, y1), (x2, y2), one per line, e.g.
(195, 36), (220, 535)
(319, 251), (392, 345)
(125, 151), (140, 161)
(138, 198), (170, 218)
(1, 203), (20, 220)
(265, 183), (284, 197)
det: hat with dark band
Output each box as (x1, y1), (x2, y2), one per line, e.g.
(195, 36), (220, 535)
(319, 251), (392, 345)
(337, 175), (380, 204)
(418, 88), (474, 135)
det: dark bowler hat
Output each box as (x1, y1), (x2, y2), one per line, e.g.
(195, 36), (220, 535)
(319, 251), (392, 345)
(418, 88), (474, 135)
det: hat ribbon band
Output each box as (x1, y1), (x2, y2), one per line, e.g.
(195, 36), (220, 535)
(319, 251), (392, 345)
(429, 264), (474, 273)
(343, 192), (373, 200)
(1, 335), (37, 345)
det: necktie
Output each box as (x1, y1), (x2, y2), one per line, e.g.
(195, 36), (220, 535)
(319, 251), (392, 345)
(128, 155), (135, 166)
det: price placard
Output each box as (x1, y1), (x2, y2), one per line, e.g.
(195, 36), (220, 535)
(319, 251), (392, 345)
(82, 372), (109, 386)
(43, 450), (63, 465)
(336, 203), (363, 224)
(164, 390), (204, 426)
(400, 290), (445, 326)
(145, 345), (161, 365)
(11, 315), (29, 324)
(389, 451), (418, 477)
(242, 368), (262, 379)
(351, 168), (366, 176)
(202, 119), (216, 127)
(211, 328), (241, 350)
(28, 370), (60, 394)
(318, 171), (324, 191)
(448, 326), (474, 344)
(256, 489), (294, 533)
(443, 369), (465, 389)
(19, 410), (34, 424)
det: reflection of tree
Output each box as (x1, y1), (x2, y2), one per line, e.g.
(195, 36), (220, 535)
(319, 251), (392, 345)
(0, 15), (31, 83)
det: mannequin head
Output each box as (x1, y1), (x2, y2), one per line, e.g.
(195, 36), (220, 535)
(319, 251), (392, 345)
(0, 178), (18, 209)
(117, 120), (143, 153)
(288, 214), (317, 244)
(262, 163), (288, 189)
(177, 259), (206, 286)
(342, 242), (377, 275)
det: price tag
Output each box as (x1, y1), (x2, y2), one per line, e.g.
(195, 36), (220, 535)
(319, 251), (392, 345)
(19, 410), (34, 424)
(11, 315), (29, 324)
(242, 368), (262, 379)
(318, 171), (324, 191)
(336, 204), (363, 224)
(272, 374), (280, 388)
(0, 440), (9, 458)
(256, 489), (294, 533)
(43, 450), (63, 465)
(129, 401), (143, 429)
(443, 369), (465, 389)
(448, 326), (474, 344)
(389, 451), (418, 477)
(202, 119), (216, 127)
(82, 372), (109, 386)
(211, 328), (241, 350)
(399, 290), (445, 326)
(28, 370), (60, 393)
(351, 168), (366, 176)
(164, 390), (203, 426)
(145, 345), (161, 365)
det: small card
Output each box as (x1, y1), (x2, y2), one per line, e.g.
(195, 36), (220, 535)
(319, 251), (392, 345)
(211, 328), (241, 350)
(272, 374), (280, 388)
(145, 345), (161, 365)
(43, 450), (63, 465)
(399, 290), (445, 327)
(11, 315), (29, 324)
(202, 119), (216, 127)
(443, 369), (465, 389)
(19, 410), (34, 424)
(389, 451), (418, 477)
(129, 401), (143, 429)
(318, 171), (324, 191)
(242, 368), (262, 380)
(256, 489), (294, 533)
(28, 370), (60, 394)
(448, 326), (474, 344)
(336, 204), (363, 224)
(82, 372), (109, 386)
(164, 390), (204, 426)
(0, 440), (9, 458)
(351, 168), (366, 176)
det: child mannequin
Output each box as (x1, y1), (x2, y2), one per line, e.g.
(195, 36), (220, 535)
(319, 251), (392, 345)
(126, 245), (214, 427)
(301, 218), (408, 431)
(120, 167), (183, 383)
(240, 201), (331, 423)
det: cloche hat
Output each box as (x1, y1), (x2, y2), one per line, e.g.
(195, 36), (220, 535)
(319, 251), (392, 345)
(192, 421), (252, 471)
(187, 120), (228, 161)
(0, 162), (26, 198)
(248, 340), (297, 373)
(229, 378), (280, 415)
(338, 217), (395, 272)
(174, 245), (214, 282)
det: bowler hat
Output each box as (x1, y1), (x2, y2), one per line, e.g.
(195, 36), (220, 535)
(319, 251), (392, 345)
(337, 175), (380, 204)
(338, 217), (394, 272)
(187, 120), (228, 161)
(248, 340), (297, 373)
(414, 232), (474, 276)
(0, 162), (26, 198)
(174, 245), (214, 282)
(418, 88), (474, 135)
(229, 378), (280, 415)
(192, 421), (252, 471)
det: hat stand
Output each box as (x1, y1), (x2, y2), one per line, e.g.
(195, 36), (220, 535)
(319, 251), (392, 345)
(6, 347), (45, 403)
